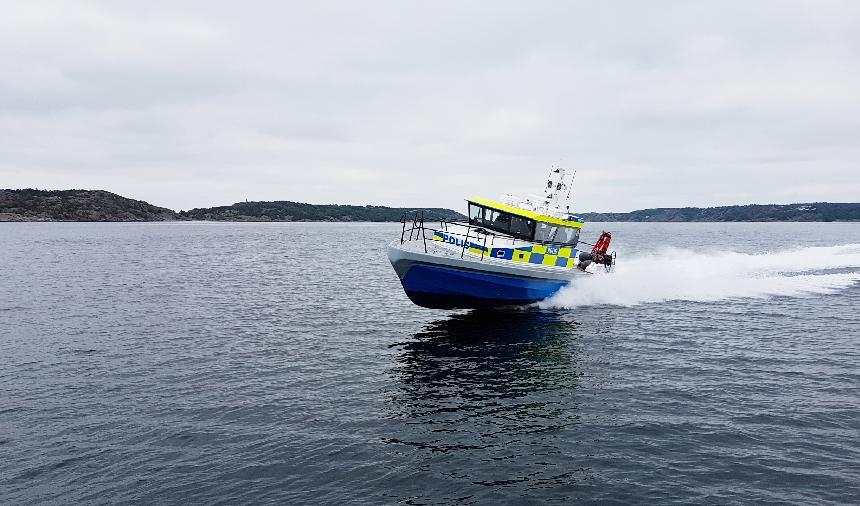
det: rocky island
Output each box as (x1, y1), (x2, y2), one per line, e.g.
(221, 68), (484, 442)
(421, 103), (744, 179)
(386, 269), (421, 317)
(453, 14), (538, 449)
(0, 189), (176, 222)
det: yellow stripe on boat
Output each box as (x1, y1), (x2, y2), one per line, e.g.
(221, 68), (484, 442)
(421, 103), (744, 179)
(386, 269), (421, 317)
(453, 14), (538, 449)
(467, 197), (585, 229)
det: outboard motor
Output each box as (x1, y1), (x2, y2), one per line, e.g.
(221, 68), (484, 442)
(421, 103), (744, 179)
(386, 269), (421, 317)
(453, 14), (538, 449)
(578, 231), (615, 272)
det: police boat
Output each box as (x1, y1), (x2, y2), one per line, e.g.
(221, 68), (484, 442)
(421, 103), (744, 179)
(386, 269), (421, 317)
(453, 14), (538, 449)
(387, 168), (615, 309)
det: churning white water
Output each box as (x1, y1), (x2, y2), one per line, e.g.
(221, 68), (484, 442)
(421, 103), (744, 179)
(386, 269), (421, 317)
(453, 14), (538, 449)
(541, 243), (860, 308)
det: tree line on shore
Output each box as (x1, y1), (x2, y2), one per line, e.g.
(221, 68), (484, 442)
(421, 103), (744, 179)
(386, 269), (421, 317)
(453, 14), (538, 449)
(2, 189), (859, 222)
(0, 189), (463, 222)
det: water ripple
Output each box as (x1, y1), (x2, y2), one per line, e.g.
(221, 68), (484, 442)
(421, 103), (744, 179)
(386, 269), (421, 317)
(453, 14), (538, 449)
(1, 222), (859, 504)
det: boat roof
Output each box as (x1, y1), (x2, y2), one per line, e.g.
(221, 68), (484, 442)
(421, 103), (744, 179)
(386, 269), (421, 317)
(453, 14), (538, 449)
(467, 197), (585, 229)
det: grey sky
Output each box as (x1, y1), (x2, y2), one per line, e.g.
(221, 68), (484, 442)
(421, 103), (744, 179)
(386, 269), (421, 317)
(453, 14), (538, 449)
(1, 1), (858, 212)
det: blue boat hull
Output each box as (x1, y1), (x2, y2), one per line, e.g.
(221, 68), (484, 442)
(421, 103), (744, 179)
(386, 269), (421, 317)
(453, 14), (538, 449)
(400, 263), (568, 309)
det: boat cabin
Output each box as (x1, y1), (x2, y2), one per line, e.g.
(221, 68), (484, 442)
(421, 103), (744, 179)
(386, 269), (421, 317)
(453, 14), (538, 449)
(466, 197), (584, 246)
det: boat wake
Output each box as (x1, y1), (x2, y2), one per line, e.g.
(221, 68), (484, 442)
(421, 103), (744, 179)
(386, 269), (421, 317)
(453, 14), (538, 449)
(541, 243), (860, 308)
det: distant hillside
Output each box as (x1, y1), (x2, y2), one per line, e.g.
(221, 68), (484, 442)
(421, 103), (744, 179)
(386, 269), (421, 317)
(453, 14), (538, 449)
(0, 189), (464, 222)
(179, 201), (465, 222)
(580, 203), (860, 222)
(0, 189), (177, 222)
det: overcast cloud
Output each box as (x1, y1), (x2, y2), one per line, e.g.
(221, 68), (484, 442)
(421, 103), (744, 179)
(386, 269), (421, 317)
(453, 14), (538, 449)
(1, 1), (858, 212)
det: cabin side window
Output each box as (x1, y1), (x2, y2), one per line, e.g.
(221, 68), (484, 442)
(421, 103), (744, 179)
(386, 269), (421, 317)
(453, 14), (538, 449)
(509, 215), (535, 239)
(485, 210), (511, 231)
(466, 204), (533, 241)
(468, 203), (483, 225)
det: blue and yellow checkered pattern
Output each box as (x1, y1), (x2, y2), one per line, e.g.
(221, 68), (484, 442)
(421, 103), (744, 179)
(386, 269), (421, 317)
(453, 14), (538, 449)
(433, 231), (578, 269)
(492, 244), (578, 268)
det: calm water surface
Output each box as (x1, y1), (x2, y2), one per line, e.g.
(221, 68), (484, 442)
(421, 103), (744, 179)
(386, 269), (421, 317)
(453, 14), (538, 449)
(1, 222), (859, 504)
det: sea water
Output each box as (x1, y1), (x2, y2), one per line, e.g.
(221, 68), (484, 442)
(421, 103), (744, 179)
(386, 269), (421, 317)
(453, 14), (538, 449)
(1, 222), (859, 504)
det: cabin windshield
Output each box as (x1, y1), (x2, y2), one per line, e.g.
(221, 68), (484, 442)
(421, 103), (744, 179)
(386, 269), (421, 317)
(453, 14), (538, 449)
(534, 222), (581, 246)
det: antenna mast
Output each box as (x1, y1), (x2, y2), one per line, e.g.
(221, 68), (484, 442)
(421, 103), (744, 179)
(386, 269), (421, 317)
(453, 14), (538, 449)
(543, 164), (577, 210)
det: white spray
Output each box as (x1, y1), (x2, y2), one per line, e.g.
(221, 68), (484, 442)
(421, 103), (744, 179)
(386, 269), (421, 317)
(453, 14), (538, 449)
(541, 243), (860, 308)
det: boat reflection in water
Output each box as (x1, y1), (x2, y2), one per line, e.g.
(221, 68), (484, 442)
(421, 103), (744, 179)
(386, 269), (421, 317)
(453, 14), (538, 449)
(385, 309), (594, 494)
